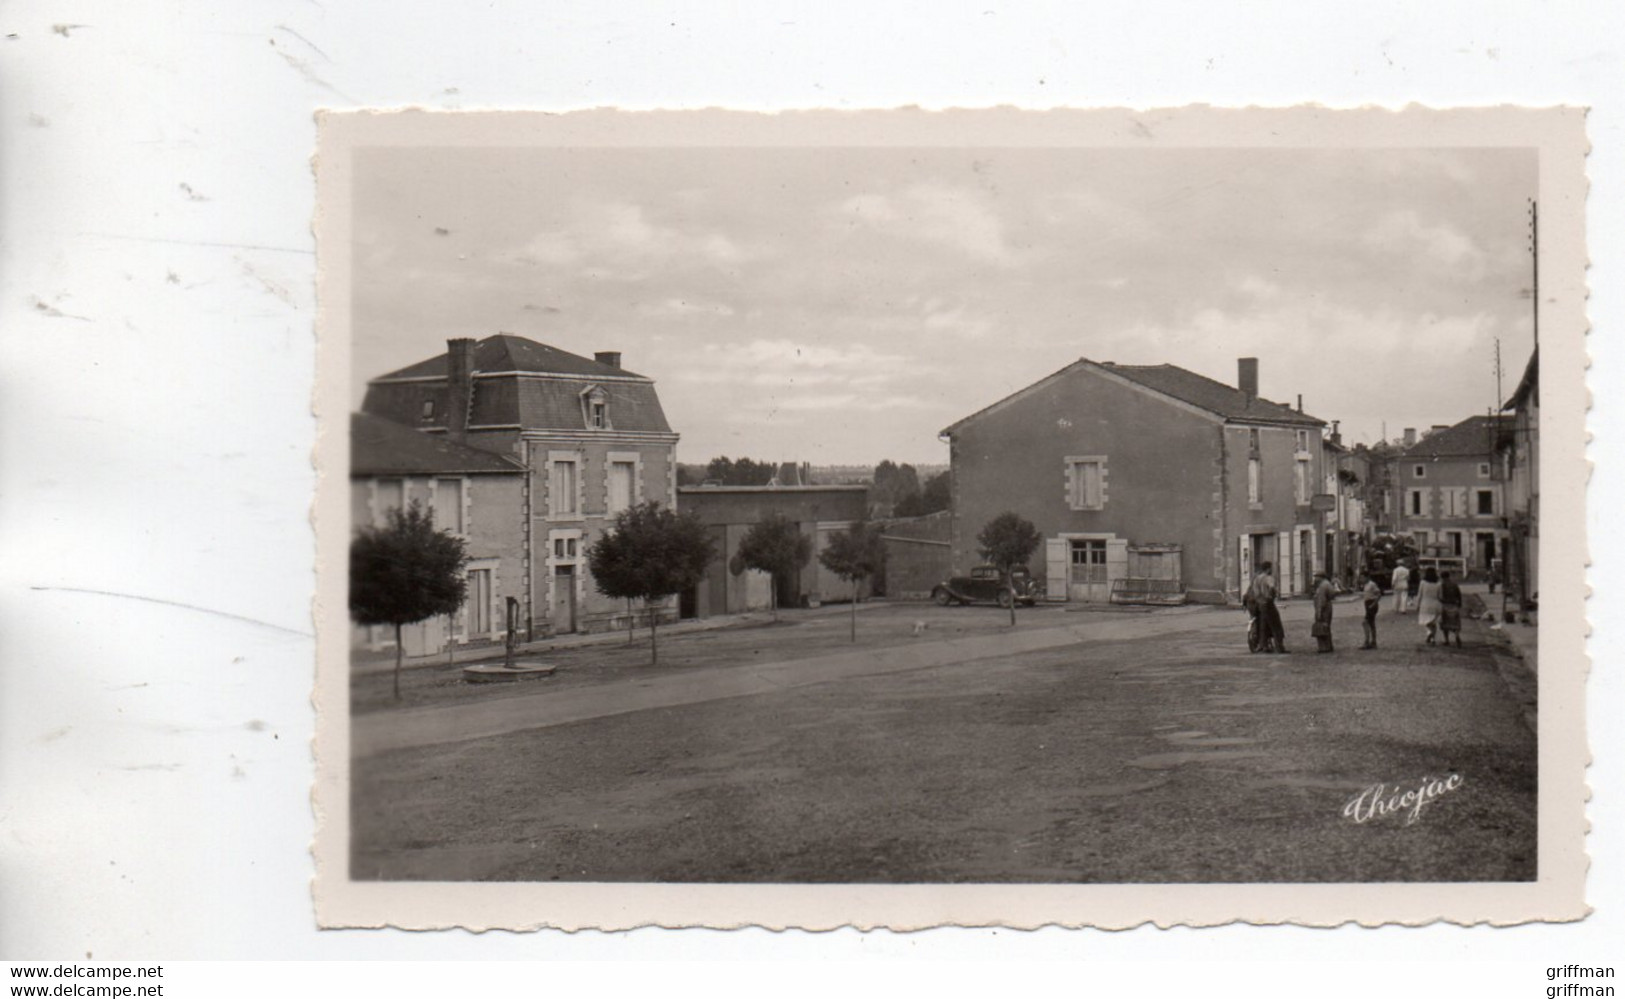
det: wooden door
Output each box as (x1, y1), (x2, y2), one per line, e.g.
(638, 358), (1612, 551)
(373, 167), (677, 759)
(552, 565), (577, 634)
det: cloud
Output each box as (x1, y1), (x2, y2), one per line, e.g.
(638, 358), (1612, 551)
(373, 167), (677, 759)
(665, 338), (926, 409)
(1361, 210), (1488, 278)
(833, 182), (1018, 266)
(502, 201), (751, 275)
(637, 297), (737, 318)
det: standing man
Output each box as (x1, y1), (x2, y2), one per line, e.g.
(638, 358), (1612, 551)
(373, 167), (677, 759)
(1254, 561), (1286, 654)
(1311, 569), (1336, 653)
(1391, 559), (1411, 615)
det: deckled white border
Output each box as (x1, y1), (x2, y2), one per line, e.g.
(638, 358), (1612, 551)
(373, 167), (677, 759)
(313, 107), (1589, 930)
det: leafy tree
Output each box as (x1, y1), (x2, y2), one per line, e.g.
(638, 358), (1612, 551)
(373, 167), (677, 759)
(919, 470), (951, 514)
(703, 456), (776, 486)
(977, 512), (1042, 626)
(586, 501), (716, 665)
(737, 512), (812, 622)
(350, 503), (468, 700)
(871, 460), (922, 514)
(894, 471), (950, 517)
(817, 520), (886, 642)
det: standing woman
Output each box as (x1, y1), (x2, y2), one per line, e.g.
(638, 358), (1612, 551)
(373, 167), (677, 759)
(1416, 566), (1443, 645)
(1311, 569), (1336, 653)
(1439, 570), (1464, 647)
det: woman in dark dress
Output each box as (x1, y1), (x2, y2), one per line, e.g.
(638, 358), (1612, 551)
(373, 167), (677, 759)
(1439, 570), (1464, 647)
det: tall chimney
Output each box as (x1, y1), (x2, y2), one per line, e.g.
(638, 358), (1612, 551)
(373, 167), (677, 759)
(594, 350), (622, 369)
(446, 337), (476, 442)
(1330, 420), (1342, 446)
(1237, 357), (1259, 403)
(1403, 427), (1417, 447)
(1296, 394), (1303, 413)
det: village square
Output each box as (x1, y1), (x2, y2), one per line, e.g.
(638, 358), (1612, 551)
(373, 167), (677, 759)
(343, 143), (1543, 885)
(348, 333), (1541, 883)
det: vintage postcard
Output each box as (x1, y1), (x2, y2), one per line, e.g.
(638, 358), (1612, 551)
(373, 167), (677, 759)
(313, 107), (1588, 929)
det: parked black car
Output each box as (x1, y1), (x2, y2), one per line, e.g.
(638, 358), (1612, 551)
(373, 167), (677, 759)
(931, 564), (1043, 608)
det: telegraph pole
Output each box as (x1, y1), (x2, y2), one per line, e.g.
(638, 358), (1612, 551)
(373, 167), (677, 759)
(1530, 198), (1539, 348)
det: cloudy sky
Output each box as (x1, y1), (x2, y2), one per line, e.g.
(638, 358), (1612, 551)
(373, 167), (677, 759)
(351, 145), (1536, 464)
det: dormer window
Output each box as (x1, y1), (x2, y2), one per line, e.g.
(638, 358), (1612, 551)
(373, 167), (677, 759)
(580, 385), (609, 430)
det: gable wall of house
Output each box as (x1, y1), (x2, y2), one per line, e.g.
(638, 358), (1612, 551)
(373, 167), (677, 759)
(948, 365), (1225, 602)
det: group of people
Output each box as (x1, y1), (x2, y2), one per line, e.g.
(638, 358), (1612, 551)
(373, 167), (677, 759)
(1245, 559), (1465, 655)
(1386, 560), (1466, 647)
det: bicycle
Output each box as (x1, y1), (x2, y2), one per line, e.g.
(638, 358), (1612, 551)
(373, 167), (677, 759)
(1246, 610), (1264, 653)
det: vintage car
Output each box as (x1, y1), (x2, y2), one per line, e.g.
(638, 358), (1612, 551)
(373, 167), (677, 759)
(931, 564), (1044, 608)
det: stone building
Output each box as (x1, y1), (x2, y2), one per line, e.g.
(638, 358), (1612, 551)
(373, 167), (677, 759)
(361, 334), (680, 637)
(941, 357), (1327, 604)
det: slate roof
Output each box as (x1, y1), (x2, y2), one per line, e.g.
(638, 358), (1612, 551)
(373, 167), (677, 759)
(1102, 363), (1326, 427)
(1399, 414), (1512, 459)
(350, 412), (525, 476)
(373, 333), (649, 382)
(942, 357), (1325, 436)
(362, 334), (676, 435)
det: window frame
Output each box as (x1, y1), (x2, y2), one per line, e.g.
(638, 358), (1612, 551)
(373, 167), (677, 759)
(1064, 455), (1108, 511)
(549, 453), (582, 519)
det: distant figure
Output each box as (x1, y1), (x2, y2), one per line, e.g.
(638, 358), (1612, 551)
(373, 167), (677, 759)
(1360, 572), (1382, 650)
(1253, 561), (1286, 654)
(1439, 571), (1464, 648)
(1391, 561), (1411, 614)
(1407, 559), (1422, 608)
(1311, 569), (1336, 653)
(1416, 566), (1443, 645)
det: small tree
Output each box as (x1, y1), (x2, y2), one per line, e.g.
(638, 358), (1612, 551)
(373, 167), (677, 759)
(586, 501), (716, 665)
(350, 503), (468, 700)
(817, 521), (886, 642)
(977, 511), (1041, 626)
(737, 513), (812, 622)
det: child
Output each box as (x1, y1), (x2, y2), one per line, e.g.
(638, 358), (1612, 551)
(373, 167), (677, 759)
(1360, 572), (1382, 649)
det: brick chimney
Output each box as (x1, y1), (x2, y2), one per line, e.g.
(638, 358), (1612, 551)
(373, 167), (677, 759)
(446, 337), (476, 442)
(1237, 357), (1259, 403)
(594, 350), (622, 369)
(1403, 427), (1417, 447)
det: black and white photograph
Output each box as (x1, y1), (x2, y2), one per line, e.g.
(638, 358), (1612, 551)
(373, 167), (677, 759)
(316, 108), (1587, 929)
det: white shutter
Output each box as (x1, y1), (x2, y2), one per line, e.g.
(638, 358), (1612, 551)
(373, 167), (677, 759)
(1106, 539), (1129, 580)
(1239, 535), (1252, 596)
(1045, 538), (1068, 601)
(1278, 531), (1293, 594)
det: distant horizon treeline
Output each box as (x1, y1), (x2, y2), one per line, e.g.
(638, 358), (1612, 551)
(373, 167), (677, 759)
(677, 457), (950, 518)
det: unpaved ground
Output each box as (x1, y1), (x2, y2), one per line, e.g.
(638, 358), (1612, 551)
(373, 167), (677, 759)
(350, 601), (1152, 715)
(351, 604), (1535, 883)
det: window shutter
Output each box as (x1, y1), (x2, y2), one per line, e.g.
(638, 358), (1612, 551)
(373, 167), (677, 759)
(1278, 531), (1293, 593)
(1106, 539), (1129, 581)
(1239, 535), (1252, 595)
(1045, 538), (1068, 601)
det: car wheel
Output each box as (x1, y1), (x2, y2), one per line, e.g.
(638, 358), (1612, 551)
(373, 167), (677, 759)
(932, 587), (953, 606)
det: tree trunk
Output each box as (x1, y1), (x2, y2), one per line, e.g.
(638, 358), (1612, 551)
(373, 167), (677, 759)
(850, 578), (858, 642)
(1008, 580), (1017, 627)
(770, 574), (778, 623)
(446, 613), (455, 667)
(393, 622), (404, 701)
(627, 598), (635, 645)
(648, 597), (659, 665)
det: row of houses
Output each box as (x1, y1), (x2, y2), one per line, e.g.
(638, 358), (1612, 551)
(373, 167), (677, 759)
(351, 334), (877, 655)
(352, 334), (1541, 655)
